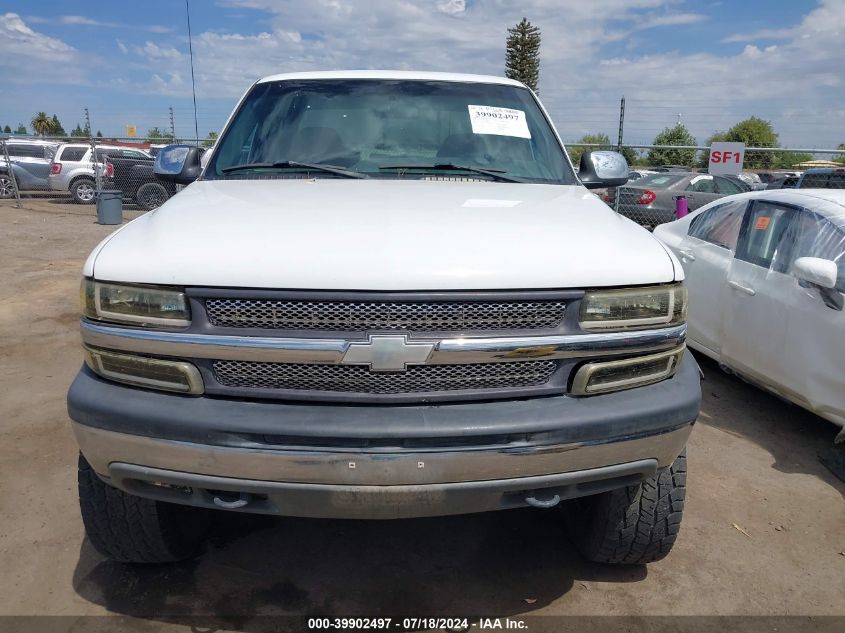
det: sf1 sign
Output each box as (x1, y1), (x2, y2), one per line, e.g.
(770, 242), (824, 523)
(708, 142), (745, 175)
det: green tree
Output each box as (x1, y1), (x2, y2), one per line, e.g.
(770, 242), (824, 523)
(202, 131), (218, 148)
(774, 152), (813, 169)
(15, 123), (27, 134)
(722, 116), (779, 168)
(50, 114), (65, 136)
(96, 130), (103, 138)
(647, 124), (697, 167)
(567, 132), (611, 167)
(2, 125), (10, 134)
(70, 123), (84, 137)
(31, 112), (52, 136)
(620, 146), (640, 166)
(505, 18), (541, 92)
(146, 127), (175, 143)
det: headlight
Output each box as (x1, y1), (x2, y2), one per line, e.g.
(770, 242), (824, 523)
(571, 345), (686, 395)
(81, 279), (190, 327)
(580, 284), (687, 331)
(84, 347), (203, 394)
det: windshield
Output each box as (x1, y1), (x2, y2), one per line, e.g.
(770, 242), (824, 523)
(206, 79), (575, 184)
(635, 174), (686, 188)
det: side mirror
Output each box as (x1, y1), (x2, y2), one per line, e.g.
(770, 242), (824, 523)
(794, 257), (838, 289)
(154, 144), (203, 185)
(578, 151), (629, 190)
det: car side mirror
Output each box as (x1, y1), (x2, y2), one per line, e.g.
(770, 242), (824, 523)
(793, 257), (837, 289)
(794, 257), (842, 311)
(154, 144), (203, 185)
(578, 151), (629, 190)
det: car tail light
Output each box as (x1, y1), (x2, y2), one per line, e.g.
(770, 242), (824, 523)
(106, 163), (114, 177)
(637, 190), (656, 205)
(602, 193), (611, 202)
(50, 162), (62, 174)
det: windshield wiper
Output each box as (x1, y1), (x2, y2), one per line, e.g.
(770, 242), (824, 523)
(379, 163), (525, 183)
(221, 160), (369, 179)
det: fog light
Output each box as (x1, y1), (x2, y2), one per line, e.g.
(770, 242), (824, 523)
(571, 345), (685, 395)
(84, 347), (203, 394)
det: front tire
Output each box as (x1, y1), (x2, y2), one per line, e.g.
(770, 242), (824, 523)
(71, 178), (96, 204)
(78, 454), (209, 563)
(566, 449), (687, 564)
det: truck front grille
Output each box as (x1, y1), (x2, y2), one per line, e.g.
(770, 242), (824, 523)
(212, 360), (558, 395)
(205, 298), (567, 332)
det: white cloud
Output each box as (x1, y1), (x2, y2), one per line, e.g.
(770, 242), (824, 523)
(436, 0), (466, 16)
(631, 12), (707, 30)
(60, 15), (120, 27)
(1, 12), (75, 57)
(721, 27), (794, 43)
(139, 41), (183, 60)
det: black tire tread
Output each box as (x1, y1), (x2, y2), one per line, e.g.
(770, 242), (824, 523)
(78, 454), (208, 563)
(571, 450), (686, 565)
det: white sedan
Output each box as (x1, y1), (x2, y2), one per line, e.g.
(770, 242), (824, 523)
(654, 189), (845, 441)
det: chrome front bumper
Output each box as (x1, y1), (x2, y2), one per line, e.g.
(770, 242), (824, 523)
(80, 320), (688, 365)
(73, 421), (692, 519)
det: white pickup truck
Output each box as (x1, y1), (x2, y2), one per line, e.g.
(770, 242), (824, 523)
(68, 71), (699, 564)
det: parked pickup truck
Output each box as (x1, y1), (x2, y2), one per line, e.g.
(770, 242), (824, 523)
(107, 155), (178, 210)
(68, 71), (700, 564)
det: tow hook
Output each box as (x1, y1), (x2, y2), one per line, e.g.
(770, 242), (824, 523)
(524, 490), (561, 509)
(211, 491), (252, 509)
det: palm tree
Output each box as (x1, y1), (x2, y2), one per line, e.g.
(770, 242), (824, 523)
(31, 112), (52, 136)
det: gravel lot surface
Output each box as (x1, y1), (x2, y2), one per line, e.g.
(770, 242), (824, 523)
(0, 197), (843, 632)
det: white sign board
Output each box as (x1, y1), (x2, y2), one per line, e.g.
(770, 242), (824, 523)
(467, 105), (531, 138)
(708, 142), (745, 175)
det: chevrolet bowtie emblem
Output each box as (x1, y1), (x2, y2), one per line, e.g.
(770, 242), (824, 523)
(341, 335), (435, 372)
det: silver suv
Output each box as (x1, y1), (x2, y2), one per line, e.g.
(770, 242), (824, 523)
(48, 144), (135, 204)
(1, 139), (58, 198)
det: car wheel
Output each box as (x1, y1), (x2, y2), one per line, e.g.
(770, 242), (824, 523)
(135, 182), (170, 211)
(78, 453), (210, 563)
(565, 449), (687, 564)
(71, 178), (97, 204)
(0, 174), (15, 198)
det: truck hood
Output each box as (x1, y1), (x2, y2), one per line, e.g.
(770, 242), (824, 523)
(88, 179), (679, 290)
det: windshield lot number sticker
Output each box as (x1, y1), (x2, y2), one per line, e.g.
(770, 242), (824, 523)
(468, 105), (531, 138)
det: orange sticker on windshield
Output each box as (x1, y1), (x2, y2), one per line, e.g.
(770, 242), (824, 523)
(755, 216), (771, 230)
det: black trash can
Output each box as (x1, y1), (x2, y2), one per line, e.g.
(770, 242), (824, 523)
(96, 190), (123, 225)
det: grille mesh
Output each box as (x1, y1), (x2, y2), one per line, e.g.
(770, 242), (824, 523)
(205, 299), (567, 332)
(212, 360), (558, 394)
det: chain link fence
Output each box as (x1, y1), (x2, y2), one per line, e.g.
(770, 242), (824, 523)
(0, 135), (206, 210)
(566, 143), (845, 229)
(2, 135), (843, 225)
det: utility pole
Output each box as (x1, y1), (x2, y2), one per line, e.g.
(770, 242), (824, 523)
(84, 107), (91, 139)
(677, 113), (682, 125)
(169, 106), (176, 142)
(616, 96), (625, 151)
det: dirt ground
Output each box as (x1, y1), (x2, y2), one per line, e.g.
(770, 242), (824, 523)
(0, 197), (843, 631)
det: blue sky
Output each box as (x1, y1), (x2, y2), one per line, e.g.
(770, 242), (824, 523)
(1, 1), (842, 147)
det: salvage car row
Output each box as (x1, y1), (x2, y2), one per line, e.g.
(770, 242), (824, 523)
(611, 167), (845, 228)
(0, 138), (176, 209)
